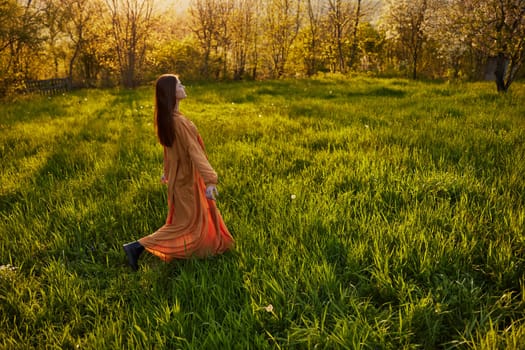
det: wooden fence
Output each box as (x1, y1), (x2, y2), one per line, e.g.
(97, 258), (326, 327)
(25, 78), (72, 95)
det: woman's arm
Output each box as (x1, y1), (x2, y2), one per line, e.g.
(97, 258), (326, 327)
(187, 136), (218, 186)
(181, 122), (218, 186)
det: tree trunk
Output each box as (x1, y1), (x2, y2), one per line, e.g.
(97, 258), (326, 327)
(348, 0), (361, 69)
(494, 52), (508, 92)
(69, 43), (80, 84)
(412, 51), (418, 79)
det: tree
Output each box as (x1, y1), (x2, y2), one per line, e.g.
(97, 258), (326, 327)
(429, 0), (470, 79)
(39, 0), (67, 78)
(356, 21), (384, 72)
(151, 36), (203, 81)
(75, 2), (112, 87)
(301, 0), (324, 75)
(105, 0), (154, 87)
(59, 0), (101, 84)
(229, 0), (257, 79)
(1, 1), (43, 75)
(189, 0), (224, 79)
(348, 0), (361, 68)
(323, 0), (353, 73)
(0, 0), (25, 73)
(380, 0), (434, 79)
(0, 0), (47, 95)
(40, 0), (106, 85)
(349, 0), (381, 70)
(215, 0), (234, 79)
(262, 0), (302, 78)
(461, 0), (525, 92)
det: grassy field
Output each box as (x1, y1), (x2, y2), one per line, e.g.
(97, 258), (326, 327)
(1, 76), (524, 349)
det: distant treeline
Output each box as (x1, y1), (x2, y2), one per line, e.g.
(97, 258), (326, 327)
(1, 0), (524, 95)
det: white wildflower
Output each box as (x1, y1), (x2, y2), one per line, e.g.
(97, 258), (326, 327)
(0, 265), (18, 279)
(0, 264), (17, 272)
(264, 304), (274, 312)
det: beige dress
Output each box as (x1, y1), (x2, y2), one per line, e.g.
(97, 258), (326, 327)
(139, 112), (234, 261)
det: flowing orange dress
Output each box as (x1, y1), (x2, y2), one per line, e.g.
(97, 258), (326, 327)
(139, 112), (234, 261)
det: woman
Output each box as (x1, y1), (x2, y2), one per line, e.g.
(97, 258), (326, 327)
(123, 74), (234, 271)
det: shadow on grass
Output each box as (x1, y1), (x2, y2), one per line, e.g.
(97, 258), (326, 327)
(366, 87), (406, 98)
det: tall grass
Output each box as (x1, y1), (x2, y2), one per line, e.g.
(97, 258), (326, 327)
(1, 76), (524, 349)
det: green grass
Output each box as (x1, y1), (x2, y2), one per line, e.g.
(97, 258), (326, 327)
(1, 76), (524, 349)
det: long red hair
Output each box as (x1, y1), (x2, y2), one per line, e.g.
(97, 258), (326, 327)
(154, 74), (178, 147)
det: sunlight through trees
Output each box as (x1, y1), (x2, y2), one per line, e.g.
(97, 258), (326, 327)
(1, 0), (523, 95)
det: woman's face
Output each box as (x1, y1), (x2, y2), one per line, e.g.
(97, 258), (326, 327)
(175, 79), (187, 100)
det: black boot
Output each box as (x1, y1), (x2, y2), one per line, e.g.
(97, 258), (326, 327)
(123, 241), (144, 271)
